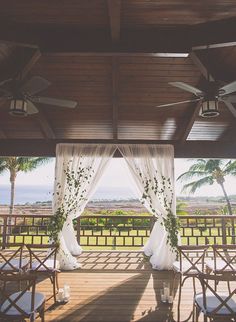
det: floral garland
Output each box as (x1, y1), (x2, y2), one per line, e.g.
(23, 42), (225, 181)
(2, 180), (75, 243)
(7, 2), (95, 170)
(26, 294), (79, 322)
(48, 160), (93, 244)
(139, 170), (179, 251)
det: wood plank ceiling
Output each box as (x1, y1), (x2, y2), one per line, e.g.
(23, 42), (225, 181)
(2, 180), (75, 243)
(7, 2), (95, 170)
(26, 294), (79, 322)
(0, 0), (236, 157)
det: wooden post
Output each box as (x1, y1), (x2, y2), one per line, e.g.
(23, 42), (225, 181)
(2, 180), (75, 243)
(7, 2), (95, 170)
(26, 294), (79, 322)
(76, 217), (81, 244)
(2, 216), (7, 249)
(222, 217), (227, 245)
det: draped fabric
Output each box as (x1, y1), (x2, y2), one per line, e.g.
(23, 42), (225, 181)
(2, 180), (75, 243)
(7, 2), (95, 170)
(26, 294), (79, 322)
(118, 144), (176, 269)
(53, 144), (116, 270)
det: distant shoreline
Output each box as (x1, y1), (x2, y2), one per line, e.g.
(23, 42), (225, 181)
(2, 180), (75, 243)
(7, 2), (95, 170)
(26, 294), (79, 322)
(1, 196), (236, 215)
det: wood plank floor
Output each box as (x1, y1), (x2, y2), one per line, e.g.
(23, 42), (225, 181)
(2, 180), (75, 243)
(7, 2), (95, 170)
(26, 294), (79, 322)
(35, 251), (205, 322)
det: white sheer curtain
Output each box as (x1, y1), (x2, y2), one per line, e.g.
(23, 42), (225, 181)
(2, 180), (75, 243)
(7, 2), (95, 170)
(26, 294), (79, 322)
(119, 144), (176, 270)
(53, 143), (116, 270)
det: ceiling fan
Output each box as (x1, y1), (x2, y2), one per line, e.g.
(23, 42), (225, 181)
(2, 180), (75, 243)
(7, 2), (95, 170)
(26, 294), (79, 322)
(0, 76), (77, 117)
(156, 80), (236, 118)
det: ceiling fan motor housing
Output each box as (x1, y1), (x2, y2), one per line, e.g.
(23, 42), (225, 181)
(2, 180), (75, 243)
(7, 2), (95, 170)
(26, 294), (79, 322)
(200, 98), (220, 118)
(9, 98), (28, 117)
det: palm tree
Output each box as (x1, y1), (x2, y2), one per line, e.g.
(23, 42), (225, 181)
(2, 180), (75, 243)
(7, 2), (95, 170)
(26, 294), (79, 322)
(177, 159), (236, 216)
(0, 157), (51, 216)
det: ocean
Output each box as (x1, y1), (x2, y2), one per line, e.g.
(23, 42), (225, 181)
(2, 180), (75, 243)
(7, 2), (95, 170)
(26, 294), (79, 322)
(0, 185), (138, 205)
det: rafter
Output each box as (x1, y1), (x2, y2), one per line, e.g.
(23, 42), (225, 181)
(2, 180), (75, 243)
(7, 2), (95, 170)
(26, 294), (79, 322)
(0, 139), (236, 158)
(107, 0), (121, 44)
(189, 51), (214, 81)
(179, 101), (202, 142)
(19, 48), (41, 80)
(1, 19), (236, 54)
(33, 109), (56, 139)
(111, 57), (119, 139)
(192, 41), (236, 51)
(0, 129), (7, 139)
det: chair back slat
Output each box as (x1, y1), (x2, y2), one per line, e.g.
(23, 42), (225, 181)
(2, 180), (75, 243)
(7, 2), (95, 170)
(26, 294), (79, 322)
(0, 245), (25, 272)
(177, 245), (208, 274)
(26, 244), (59, 272)
(0, 273), (37, 318)
(212, 244), (236, 273)
(197, 273), (236, 317)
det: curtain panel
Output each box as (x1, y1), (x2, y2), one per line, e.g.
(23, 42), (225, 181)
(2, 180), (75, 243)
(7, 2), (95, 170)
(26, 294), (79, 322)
(119, 144), (176, 269)
(53, 143), (116, 270)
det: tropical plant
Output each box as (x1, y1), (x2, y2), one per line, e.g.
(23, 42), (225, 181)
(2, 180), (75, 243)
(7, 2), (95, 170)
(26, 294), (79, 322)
(177, 159), (236, 216)
(0, 157), (51, 216)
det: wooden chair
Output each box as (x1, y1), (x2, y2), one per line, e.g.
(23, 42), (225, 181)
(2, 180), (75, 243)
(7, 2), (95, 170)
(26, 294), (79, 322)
(0, 272), (45, 322)
(0, 244), (28, 273)
(26, 244), (60, 302)
(173, 245), (209, 322)
(205, 244), (236, 274)
(194, 272), (236, 322)
(205, 244), (236, 292)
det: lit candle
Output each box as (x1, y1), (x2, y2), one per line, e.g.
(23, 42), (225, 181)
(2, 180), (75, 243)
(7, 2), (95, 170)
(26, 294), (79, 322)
(164, 287), (170, 299)
(161, 293), (166, 302)
(63, 284), (70, 302)
(57, 288), (64, 302)
(168, 295), (173, 304)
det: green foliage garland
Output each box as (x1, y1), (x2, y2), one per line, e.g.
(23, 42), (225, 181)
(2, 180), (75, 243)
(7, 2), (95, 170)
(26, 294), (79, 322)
(138, 169), (179, 251)
(48, 160), (94, 244)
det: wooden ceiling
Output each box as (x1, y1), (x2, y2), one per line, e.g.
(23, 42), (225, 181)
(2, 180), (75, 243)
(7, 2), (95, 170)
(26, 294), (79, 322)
(0, 0), (236, 157)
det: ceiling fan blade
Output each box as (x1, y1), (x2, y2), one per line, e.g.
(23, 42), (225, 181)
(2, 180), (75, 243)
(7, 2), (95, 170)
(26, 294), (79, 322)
(0, 78), (12, 87)
(222, 99), (236, 118)
(219, 81), (236, 96)
(0, 96), (8, 107)
(21, 76), (51, 95)
(223, 95), (236, 103)
(26, 100), (39, 115)
(32, 96), (77, 108)
(169, 82), (203, 96)
(156, 98), (200, 108)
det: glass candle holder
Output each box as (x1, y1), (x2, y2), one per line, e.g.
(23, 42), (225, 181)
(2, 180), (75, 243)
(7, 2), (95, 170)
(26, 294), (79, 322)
(57, 288), (65, 302)
(63, 284), (70, 302)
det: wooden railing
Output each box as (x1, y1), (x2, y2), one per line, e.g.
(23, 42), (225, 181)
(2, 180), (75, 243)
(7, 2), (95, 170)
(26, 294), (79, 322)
(0, 214), (51, 248)
(77, 215), (155, 248)
(0, 213), (236, 249)
(178, 215), (236, 245)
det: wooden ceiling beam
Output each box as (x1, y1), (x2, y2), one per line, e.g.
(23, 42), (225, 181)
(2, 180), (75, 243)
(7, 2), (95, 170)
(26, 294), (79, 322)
(107, 0), (121, 45)
(0, 130), (7, 139)
(19, 48), (41, 80)
(33, 109), (56, 139)
(111, 57), (119, 139)
(179, 101), (202, 142)
(0, 47), (41, 85)
(0, 139), (236, 158)
(175, 53), (208, 143)
(189, 51), (214, 81)
(1, 18), (236, 54)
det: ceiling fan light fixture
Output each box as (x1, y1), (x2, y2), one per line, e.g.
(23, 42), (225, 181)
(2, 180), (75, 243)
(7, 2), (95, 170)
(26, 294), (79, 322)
(9, 99), (28, 117)
(200, 99), (219, 118)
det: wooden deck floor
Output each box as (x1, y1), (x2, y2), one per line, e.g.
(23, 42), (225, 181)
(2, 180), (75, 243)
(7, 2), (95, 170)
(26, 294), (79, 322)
(34, 251), (204, 322)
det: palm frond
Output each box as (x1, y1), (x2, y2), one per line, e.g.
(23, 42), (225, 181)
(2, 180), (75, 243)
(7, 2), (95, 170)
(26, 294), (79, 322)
(177, 171), (207, 182)
(223, 160), (236, 175)
(181, 176), (214, 194)
(17, 157), (51, 172)
(0, 158), (8, 174)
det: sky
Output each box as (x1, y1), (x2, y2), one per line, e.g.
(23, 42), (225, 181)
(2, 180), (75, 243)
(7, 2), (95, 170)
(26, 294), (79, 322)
(0, 158), (236, 197)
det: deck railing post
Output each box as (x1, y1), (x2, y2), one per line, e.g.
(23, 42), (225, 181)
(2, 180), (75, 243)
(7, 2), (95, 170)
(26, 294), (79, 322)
(2, 216), (7, 249)
(76, 217), (81, 244)
(221, 217), (227, 245)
